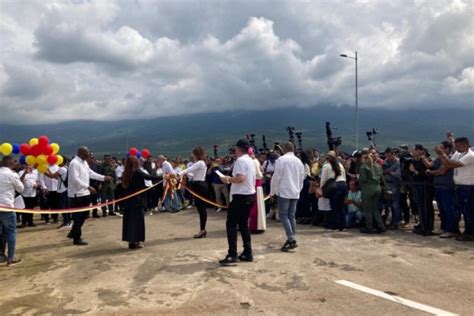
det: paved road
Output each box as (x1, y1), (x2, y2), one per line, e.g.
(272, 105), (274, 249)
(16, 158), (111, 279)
(1, 209), (473, 315)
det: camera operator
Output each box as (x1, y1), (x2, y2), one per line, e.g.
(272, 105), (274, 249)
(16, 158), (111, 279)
(399, 145), (418, 226)
(383, 147), (402, 230)
(435, 136), (474, 242)
(408, 144), (435, 236)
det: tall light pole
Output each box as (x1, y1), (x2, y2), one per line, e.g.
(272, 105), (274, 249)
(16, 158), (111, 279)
(340, 51), (358, 150)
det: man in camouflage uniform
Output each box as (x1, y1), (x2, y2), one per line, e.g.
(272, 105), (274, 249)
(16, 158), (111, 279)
(101, 155), (117, 216)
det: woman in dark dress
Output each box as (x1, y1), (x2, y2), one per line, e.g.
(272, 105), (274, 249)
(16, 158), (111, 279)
(121, 157), (161, 249)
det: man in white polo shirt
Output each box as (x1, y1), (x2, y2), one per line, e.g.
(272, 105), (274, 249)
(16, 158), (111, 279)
(218, 139), (256, 265)
(270, 142), (305, 252)
(435, 137), (474, 242)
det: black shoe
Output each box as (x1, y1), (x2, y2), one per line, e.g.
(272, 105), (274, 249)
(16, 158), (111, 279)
(92, 214), (100, 218)
(73, 239), (88, 246)
(374, 228), (386, 234)
(219, 255), (238, 266)
(360, 227), (374, 234)
(169, 208), (180, 213)
(455, 234), (474, 242)
(281, 241), (293, 252)
(67, 232), (74, 239)
(27, 223), (36, 227)
(289, 240), (298, 249)
(102, 213), (107, 217)
(109, 212), (117, 216)
(238, 253), (254, 262)
(422, 231), (436, 237)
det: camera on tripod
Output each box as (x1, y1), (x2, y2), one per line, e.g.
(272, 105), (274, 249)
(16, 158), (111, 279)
(326, 122), (342, 150)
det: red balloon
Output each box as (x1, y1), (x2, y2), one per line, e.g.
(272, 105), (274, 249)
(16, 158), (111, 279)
(38, 135), (49, 149)
(30, 144), (41, 156)
(44, 145), (54, 155)
(20, 143), (30, 155)
(129, 147), (138, 156)
(141, 149), (151, 159)
(47, 155), (58, 165)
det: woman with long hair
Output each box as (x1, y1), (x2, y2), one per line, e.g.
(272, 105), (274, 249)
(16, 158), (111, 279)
(321, 151), (347, 231)
(296, 150), (313, 224)
(179, 146), (209, 238)
(359, 150), (386, 234)
(121, 156), (161, 249)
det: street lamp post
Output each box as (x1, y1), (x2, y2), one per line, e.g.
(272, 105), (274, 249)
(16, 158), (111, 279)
(340, 51), (358, 150)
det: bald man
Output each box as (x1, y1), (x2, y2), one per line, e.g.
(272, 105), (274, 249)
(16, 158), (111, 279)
(67, 147), (112, 245)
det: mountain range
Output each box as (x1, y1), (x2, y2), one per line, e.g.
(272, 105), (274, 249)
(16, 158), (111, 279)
(1, 106), (472, 158)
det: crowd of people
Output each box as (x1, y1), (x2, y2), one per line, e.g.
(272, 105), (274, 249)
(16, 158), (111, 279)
(0, 132), (473, 267)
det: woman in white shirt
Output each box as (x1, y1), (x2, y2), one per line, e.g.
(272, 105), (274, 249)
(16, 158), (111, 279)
(19, 165), (39, 227)
(320, 151), (347, 231)
(180, 146), (209, 238)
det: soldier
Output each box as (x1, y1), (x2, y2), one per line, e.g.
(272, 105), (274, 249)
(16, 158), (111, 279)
(101, 154), (117, 216)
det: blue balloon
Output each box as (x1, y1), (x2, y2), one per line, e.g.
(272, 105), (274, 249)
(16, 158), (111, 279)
(12, 143), (20, 155)
(19, 156), (26, 165)
(127, 153), (130, 158)
(136, 151), (142, 159)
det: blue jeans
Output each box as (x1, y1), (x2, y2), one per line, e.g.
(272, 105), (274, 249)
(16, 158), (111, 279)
(346, 210), (363, 227)
(388, 184), (401, 225)
(0, 212), (17, 259)
(434, 186), (459, 233)
(456, 185), (474, 236)
(164, 191), (181, 210)
(278, 197), (298, 242)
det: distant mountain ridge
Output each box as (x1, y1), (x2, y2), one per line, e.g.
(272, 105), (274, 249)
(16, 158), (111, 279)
(0, 106), (472, 157)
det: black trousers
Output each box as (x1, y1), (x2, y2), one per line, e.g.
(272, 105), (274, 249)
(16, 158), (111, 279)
(226, 194), (255, 258)
(43, 191), (59, 221)
(70, 196), (92, 241)
(23, 197), (37, 225)
(193, 181), (209, 231)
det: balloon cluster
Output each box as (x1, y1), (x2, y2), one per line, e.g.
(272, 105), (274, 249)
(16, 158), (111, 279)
(128, 147), (151, 159)
(13, 136), (63, 173)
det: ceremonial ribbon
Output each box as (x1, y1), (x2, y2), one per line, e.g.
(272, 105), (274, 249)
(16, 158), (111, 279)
(0, 181), (162, 214)
(181, 183), (272, 209)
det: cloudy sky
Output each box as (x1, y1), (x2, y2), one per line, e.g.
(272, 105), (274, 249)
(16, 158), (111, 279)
(0, 0), (472, 123)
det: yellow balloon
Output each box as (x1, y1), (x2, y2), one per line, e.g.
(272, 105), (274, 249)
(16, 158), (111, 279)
(25, 155), (36, 166)
(51, 143), (60, 154)
(56, 155), (64, 165)
(29, 138), (39, 146)
(1, 143), (13, 156)
(37, 164), (49, 174)
(36, 154), (47, 165)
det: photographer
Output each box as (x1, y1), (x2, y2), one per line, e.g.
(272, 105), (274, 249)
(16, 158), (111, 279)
(435, 137), (474, 242)
(408, 144), (435, 236)
(427, 141), (458, 238)
(383, 147), (402, 230)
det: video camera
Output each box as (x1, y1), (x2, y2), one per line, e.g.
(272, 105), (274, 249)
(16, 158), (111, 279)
(326, 122), (342, 151)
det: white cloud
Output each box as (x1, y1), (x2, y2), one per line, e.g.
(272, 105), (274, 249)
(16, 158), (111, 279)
(0, 0), (472, 123)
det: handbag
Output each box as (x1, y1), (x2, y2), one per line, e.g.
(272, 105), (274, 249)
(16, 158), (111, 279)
(322, 178), (337, 198)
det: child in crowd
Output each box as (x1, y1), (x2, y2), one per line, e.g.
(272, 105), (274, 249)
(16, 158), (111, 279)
(345, 179), (363, 228)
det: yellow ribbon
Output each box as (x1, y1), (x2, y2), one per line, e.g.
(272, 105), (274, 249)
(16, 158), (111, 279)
(0, 181), (162, 214)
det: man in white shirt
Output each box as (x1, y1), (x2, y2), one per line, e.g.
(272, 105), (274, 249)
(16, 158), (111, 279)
(67, 147), (112, 245)
(435, 137), (474, 242)
(40, 164), (60, 224)
(218, 139), (256, 265)
(0, 156), (25, 265)
(270, 142), (305, 251)
(19, 165), (39, 227)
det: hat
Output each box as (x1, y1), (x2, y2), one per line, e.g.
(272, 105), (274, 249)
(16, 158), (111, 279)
(360, 148), (370, 156)
(327, 150), (337, 158)
(351, 150), (361, 157)
(236, 139), (250, 150)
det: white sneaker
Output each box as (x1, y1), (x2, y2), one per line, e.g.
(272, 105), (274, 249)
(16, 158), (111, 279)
(186, 205), (193, 209)
(216, 208), (222, 213)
